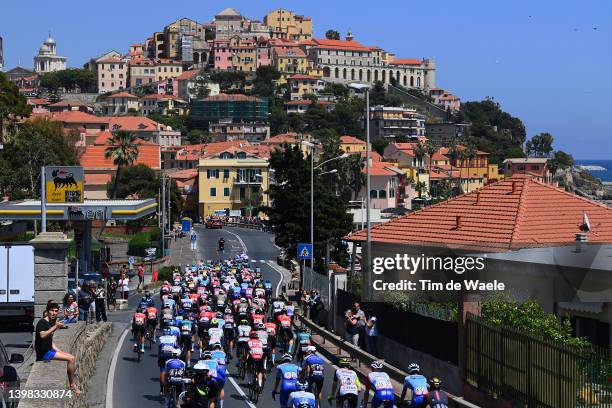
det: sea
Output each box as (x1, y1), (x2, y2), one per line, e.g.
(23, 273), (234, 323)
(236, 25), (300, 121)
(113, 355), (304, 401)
(574, 160), (612, 182)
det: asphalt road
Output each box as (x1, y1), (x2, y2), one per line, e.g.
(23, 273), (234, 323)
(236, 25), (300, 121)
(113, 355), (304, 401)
(111, 226), (345, 408)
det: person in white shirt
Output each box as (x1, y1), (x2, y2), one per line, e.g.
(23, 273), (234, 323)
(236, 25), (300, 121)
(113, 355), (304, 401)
(118, 273), (130, 300)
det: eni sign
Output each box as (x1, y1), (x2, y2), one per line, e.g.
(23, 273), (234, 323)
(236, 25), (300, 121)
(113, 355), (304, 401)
(45, 166), (84, 203)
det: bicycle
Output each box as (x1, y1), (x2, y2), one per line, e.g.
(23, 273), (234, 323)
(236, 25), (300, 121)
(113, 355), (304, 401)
(248, 360), (264, 404)
(166, 377), (191, 408)
(134, 341), (144, 363)
(327, 395), (360, 408)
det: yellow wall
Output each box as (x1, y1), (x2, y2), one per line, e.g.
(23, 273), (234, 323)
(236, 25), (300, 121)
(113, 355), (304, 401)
(340, 143), (366, 153)
(275, 56), (308, 84)
(232, 48), (257, 72)
(198, 158), (270, 217)
(264, 9), (313, 41)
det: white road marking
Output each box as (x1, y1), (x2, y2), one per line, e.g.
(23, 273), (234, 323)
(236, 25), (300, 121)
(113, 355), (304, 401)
(259, 259), (265, 263)
(105, 326), (130, 408)
(228, 376), (257, 408)
(266, 261), (287, 297)
(224, 229), (247, 253)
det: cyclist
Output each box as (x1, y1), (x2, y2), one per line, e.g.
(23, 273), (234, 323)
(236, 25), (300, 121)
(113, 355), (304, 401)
(132, 307), (147, 353)
(164, 347), (187, 403)
(295, 327), (311, 362)
(207, 319), (224, 349)
(301, 346), (324, 402)
(365, 361), (394, 408)
(222, 308), (236, 359)
(211, 343), (228, 406)
(236, 319), (252, 361)
(287, 380), (316, 408)
(328, 357), (360, 408)
(218, 237), (225, 251)
(158, 328), (178, 396)
(246, 331), (265, 390)
(145, 304), (158, 343)
(400, 363), (428, 408)
(426, 377), (449, 408)
(179, 317), (195, 365)
(277, 312), (293, 353)
(264, 318), (278, 365)
(181, 361), (218, 408)
(141, 291), (154, 307)
(273, 353), (300, 408)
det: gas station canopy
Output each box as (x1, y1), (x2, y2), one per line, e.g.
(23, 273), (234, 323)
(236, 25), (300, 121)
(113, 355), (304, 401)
(0, 199), (157, 221)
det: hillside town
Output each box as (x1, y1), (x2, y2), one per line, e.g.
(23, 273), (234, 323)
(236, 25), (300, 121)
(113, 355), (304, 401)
(0, 5), (610, 408)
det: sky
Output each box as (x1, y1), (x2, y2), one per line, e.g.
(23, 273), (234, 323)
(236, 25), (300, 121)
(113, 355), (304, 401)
(1, 0), (611, 159)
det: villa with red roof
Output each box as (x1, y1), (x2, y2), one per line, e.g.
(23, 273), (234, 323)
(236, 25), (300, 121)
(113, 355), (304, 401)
(346, 175), (612, 346)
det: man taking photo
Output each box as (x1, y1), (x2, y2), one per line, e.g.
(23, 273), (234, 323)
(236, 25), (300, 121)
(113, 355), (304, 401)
(35, 302), (80, 394)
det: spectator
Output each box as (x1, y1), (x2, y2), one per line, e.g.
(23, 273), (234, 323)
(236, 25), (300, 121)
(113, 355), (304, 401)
(35, 302), (80, 394)
(62, 293), (78, 323)
(77, 284), (93, 321)
(136, 264), (145, 293)
(300, 290), (311, 317)
(366, 315), (379, 356)
(310, 290), (321, 321)
(94, 283), (107, 322)
(118, 272), (130, 300)
(107, 277), (117, 311)
(344, 309), (359, 346)
(190, 229), (198, 250)
(354, 303), (367, 348)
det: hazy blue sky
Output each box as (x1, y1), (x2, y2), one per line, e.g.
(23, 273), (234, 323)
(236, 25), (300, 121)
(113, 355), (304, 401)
(1, 0), (610, 159)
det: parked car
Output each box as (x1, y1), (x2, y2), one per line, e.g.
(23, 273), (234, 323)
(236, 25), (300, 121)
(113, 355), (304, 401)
(0, 339), (23, 408)
(205, 219), (223, 229)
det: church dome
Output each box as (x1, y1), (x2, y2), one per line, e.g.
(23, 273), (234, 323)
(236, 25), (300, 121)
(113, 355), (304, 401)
(39, 43), (51, 54)
(44, 36), (56, 45)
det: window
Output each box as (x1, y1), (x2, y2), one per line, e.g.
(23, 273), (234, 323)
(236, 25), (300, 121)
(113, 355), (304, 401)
(223, 187), (230, 197)
(379, 190), (387, 198)
(370, 190), (378, 199)
(207, 169), (219, 179)
(389, 188), (395, 198)
(239, 187), (246, 200)
(210, 187), (216, 197)
(223, 169), (230, 179)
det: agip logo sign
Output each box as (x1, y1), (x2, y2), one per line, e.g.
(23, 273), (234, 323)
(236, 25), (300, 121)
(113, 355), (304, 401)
(45, 166), (84, 203)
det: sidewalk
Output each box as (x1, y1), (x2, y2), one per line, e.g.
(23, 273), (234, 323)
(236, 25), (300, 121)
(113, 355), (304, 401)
(166, 233), (198, 267)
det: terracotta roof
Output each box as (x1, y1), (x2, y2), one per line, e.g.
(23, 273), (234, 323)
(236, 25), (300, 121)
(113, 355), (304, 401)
(340, 135), (365, 145)
(30, 111), (109, 124)
(176, 69), (199, 81)
(288, 74), (319, 80)
(347, 175), (612, 250)
(80, 141), (161, 170)
(97, 57), (124, 63)
(141, 93), (181, 100)
(261, 133), (301, 144)
(27, 98), (50, 105)
(104, 92), (138, 99)
(108, 116), (159, 132)
(360, 151), (382, 162)
(166, 169), (198, 180)
(48, 100), (89, 107)
(273, 47), (306, 58)
(312, 39), (371, 52)
(285, 99), (336, 106)
(204, 93), (261, 102)
(364, 161), (401, 176)
(389, 58), (423, 66)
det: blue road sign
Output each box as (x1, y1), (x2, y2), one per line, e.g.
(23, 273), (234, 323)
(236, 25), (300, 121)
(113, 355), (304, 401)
(297, 243), (313, 260)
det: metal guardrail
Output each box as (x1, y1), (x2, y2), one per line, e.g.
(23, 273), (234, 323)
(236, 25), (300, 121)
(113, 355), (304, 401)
(224, 222), (266, 231)
(296, 313), (481, 408)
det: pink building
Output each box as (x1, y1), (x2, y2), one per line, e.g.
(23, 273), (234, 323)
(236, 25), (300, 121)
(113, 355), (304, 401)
(256, 38), (272, 67)
(213, 39), (233, 70)
(429, 88), (461, 112)
(355, 161), (405, 210)
(503, 158), (553, 184)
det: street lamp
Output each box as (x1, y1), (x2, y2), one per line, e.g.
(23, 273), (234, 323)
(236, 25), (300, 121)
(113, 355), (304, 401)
(349, 82), (372, 298)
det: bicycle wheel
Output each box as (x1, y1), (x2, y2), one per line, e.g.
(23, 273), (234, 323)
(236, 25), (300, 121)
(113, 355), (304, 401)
(136, 349), (141, 362)
(311, 382), (319, 408)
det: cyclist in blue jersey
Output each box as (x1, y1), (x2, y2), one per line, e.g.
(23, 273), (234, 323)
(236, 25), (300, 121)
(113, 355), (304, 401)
(158, 328), (178, 396)
(164, 348), (187, 403)
(301, 346), (324, 402)
(272, 353), (301, 408)
(365, 361), (395, 408)
(287, 380), (317, 408)
(210, 343), (228, 406)
(400, 363), (428, 408)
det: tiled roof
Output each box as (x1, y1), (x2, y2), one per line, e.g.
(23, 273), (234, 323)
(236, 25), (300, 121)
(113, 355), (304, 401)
(176, 69), (199, 81)
(30, 111), (109, 124)
(97, 57), (124, 63)
(312, 39), (371, 52)
(273, 47), (306, 58)
(360, 151), (382, 162)
(108, 116), (159, 132)
(288, 74), (319, 80)
(48, 100), (90, 107)
(80, 141), (161, 170)
(285, 99), (336, 106)
(84, 173), (112, 186)
(364, 161), (401, 176)
(346, 176), (612, 250)
(261, 133), (300, 144)
(340, 135), (365, 145)
(141, 94), (181, 100)
(389, 58), (423, 65)
(104, 92), (138, 99)
(204, 93), (261, 102)
(166, 169), (198, 180)
(27, 98), (50, 105)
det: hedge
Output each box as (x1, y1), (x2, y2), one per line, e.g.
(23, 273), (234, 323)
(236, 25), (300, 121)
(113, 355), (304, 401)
(127, 227), (162, 257)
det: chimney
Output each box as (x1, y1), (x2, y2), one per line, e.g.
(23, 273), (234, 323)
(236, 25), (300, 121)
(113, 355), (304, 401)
(473, 191), (481, 205)
(510, 180), (517, 194)
(575, 232), (588, 253)
(346, 31), (354, 42)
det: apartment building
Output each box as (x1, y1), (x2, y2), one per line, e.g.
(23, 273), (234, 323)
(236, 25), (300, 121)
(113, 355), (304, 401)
(190, 93), (268, 125)
(369, 106), (426, 140)
(140, 94), (188, 116)
(503, 158), (552, 184)
(101, 92), (140, 116)
(429, 88), (461, 112)
(264, 8), (313, 42)
(287, 74), (325, 99)
(209, 119), (270, 142)
(273, 47), (308, 83)
(96, 57), (128, 94)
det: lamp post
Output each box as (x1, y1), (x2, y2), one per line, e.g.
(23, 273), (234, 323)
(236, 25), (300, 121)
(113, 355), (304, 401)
(349, 83), (371, 298)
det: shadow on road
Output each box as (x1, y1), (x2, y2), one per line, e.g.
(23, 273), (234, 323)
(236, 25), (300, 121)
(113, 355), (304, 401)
(143, 394), (164, 403)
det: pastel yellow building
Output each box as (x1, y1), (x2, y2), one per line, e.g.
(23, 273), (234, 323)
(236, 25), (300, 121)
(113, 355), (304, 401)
(273, 47), (308, 84)
(287, 74), (325, 99)
(264, 9), (313, 41)
(232, 44), (257, 73)
(339, 135), (367, 154)
(198, 148), (270, 217)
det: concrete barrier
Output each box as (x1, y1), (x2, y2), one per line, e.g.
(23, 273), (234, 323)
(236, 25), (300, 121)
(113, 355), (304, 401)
(19, 322), (112, 408)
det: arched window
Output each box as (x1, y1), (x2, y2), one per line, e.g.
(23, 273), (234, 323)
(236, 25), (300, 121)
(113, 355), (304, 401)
(323, 67), (331, 78)
(378, 190), (387, 198)
(220, 152), (232, 159)
(403, 75), (407, 86)
(410, 76), (414, 87)
(237, 152), (247, 159)
(335, 67), (339, 78)
(342, 68), (347, 79)
(389, 188), (395, 198)
(351, 69), (355, 80)
(417, 77), (421, 87)
(367, 70), (371, 82)
(396, 71), (401, 82)
(370, 190), (378, 199)
(359, 69), (363, 81)
(381, 70), (386, 83)
(374, 70), (379, 81)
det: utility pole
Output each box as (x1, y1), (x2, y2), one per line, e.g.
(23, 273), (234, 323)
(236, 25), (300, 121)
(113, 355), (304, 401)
(41, 167), (46, 233)
(161, 176), (166, 255)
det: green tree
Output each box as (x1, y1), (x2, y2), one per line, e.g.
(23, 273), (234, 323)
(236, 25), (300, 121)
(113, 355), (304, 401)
(372, 138), (390, 156)
(252, 65), (281, 98)
(187, 129), (209, 145)
(0, 119), (78, 199)
(269, 107), (289, 135)
(447, 144), (462, 193)
(325, 30), (341, 40)
(553, 150), (574, 169)
(39, 69), (97, 93)
(104, 131), (139, 199)
(0, 72), (32, 143)
(194, 70), (211, 99)
(413, 180), (428, 198)
(147, 113), (187, 134)
(107, 164), (157, 198)
(529, 132), (554, 157)
(264, 144), (353, 271)
(322, 83), (349, 99)
(210, 71), (246, 92)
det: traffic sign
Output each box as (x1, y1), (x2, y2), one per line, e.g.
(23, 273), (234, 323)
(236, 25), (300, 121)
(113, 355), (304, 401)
(297, 243), (313, 260)
(128, 256), (135, 265)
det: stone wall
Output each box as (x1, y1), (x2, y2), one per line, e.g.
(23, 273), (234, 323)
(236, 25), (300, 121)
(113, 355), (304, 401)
(19, 322), (112, 408)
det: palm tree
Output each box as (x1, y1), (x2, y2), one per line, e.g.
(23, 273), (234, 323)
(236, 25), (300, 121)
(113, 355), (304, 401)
(425, 141), (437, 197)
(447, 144), (461, 193)
(414, 181), (428, 198)
(463, 145), (477, 192)
(412, 142), (427, 196)
(104, 131), (139, 199)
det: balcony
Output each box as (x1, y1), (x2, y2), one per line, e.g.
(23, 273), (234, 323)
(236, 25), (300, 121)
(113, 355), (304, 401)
(234, 179), (262, 185)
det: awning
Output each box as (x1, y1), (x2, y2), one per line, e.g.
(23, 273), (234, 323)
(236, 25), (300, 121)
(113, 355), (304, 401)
(558, 302), (604, 314)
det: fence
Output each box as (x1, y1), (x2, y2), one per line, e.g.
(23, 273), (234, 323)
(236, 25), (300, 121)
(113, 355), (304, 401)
(466, 314), (612, 408)
(302, 266), (330, 307)
(336, 289), (458, 364)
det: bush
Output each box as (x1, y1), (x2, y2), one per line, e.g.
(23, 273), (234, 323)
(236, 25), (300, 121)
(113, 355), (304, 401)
(157, 266), (176, 282)
(127, 228), (162, 257)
